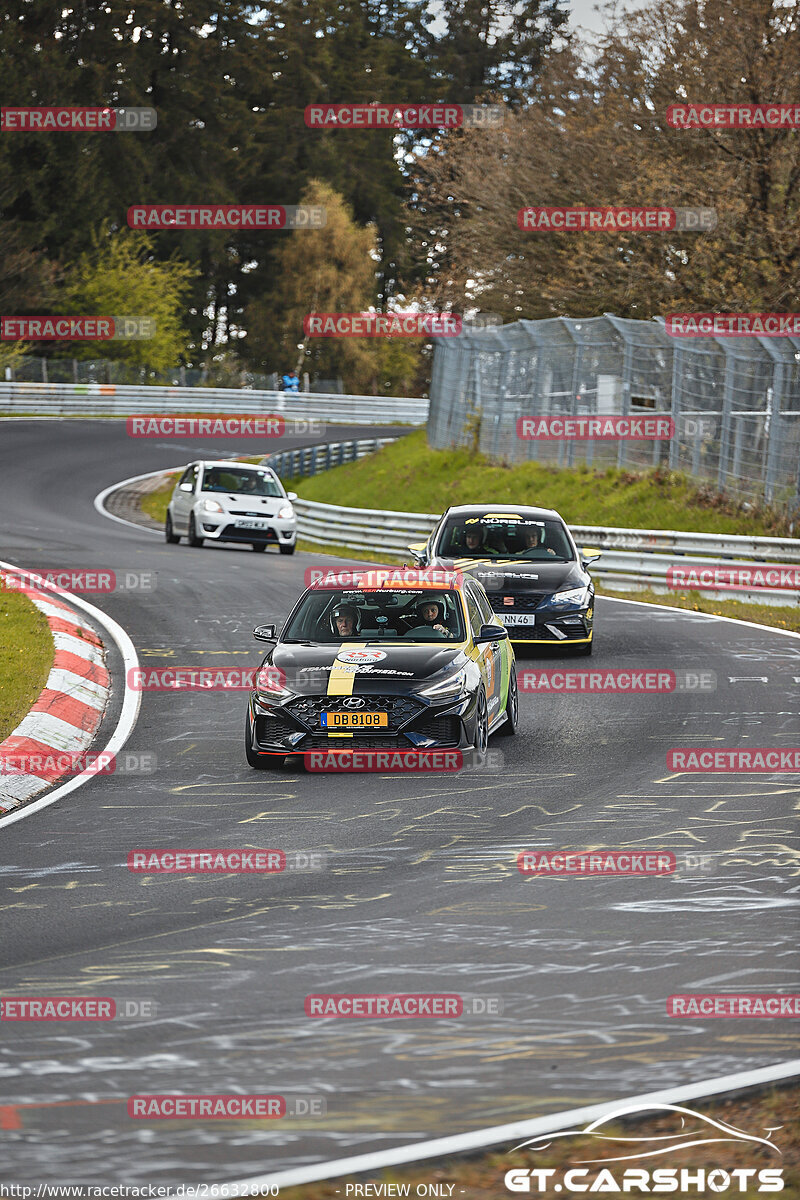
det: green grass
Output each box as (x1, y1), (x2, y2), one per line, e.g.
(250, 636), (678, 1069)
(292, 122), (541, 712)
(288, 429), (794, 536)
(0, 589), (54, 741)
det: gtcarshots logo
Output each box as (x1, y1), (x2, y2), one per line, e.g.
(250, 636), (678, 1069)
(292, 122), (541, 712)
(1, 107), (156, 131)
(504, 1103), (784, 1193)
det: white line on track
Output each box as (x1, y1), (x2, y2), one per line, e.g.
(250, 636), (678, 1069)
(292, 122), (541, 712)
(94, 466), (184, 535)
(0, 559), (141, 830)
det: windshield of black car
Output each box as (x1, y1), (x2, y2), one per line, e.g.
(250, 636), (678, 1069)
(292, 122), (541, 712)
(201, 467), (283, 497)
(438, 516), (575, 561)
(282, 589), (466, 642)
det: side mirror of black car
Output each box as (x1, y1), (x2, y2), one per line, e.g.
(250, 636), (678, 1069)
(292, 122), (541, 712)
(475, 623), (508, 643)
(253, 623), (277, 642)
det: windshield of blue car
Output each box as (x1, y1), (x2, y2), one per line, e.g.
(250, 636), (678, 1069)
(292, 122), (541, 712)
(201, 467), (283, 497)
(282, 589), (466, 642)
(438, 517), (574, 562)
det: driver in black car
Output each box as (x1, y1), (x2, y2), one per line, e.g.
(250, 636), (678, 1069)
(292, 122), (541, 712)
(330, 603), (360, 638)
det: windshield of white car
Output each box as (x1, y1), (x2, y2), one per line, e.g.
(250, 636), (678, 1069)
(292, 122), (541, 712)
(282, 589), (466, 642)
(438, 517), (574, 562)
(201, 468), (283, 497)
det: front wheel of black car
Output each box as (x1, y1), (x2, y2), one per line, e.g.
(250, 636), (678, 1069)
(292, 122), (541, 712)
(570, 639), (593, 656)
(473, 689), (489, 761)
(245, 716), (283, 769)
(498, 666), (519, 736)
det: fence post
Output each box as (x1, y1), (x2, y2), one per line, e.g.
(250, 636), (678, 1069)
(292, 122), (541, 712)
(717, 346), (735, 490)
(41, 357), (48, 384)
(669, 344), (682, 470)
(764, 363), (785, 504)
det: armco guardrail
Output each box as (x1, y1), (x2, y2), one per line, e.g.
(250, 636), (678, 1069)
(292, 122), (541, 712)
(293, 499), (800, 606)
(263, 437), (398, 479)
(0, 382), (428, 426)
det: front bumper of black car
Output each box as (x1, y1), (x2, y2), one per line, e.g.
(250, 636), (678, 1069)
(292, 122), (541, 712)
(247, 689), (480, 758)
(488, 595), (594, 643)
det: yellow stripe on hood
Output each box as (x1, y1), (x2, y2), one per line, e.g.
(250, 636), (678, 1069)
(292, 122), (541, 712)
(327, 642), (366, 696)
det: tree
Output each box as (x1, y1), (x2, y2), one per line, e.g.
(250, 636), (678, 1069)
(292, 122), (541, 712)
(58, 232), (196, 370)
(245, 180), (381, 391)
(409, 0), (800, 320)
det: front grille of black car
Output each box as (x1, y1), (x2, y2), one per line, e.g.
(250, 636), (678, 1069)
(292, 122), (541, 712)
(255, 712), (299, 742)
(410, 714), (461, 745)
(509, 620), (588, 642)
(220, 523), (276, 540)
(489, 594), (549, 613)
(286, 694), (424, 731)
(301, 733), (413, 750)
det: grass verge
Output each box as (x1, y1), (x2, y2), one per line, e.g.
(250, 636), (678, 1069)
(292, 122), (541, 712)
(0, 589), (54, 741)
(288, 429), (794, 536)
(278, 1083), (799, 1200)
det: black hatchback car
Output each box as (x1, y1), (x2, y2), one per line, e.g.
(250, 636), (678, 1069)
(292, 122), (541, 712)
(409, 504), (601, 654)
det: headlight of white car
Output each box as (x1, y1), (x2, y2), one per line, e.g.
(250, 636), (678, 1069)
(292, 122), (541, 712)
(278, 503), (294, 520)
(202, 499), (224, 514)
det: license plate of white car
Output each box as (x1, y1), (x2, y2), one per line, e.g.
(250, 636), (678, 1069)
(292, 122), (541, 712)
(235, 519), (270, 529)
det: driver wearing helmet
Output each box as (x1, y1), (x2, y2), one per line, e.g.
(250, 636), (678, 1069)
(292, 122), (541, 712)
(415, 593), (448, 634)
(330, 602), (361, 638)
(520, 523), (556, 555)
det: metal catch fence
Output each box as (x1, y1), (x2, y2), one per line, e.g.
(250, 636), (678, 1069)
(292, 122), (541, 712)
(428, 315), (800, 510)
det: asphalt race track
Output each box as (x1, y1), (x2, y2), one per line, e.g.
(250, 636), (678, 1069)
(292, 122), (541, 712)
(1, 419), (799, 1184)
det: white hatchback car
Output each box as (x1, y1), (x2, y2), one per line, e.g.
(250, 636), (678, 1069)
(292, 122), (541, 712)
(165, 460), (297, 554)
